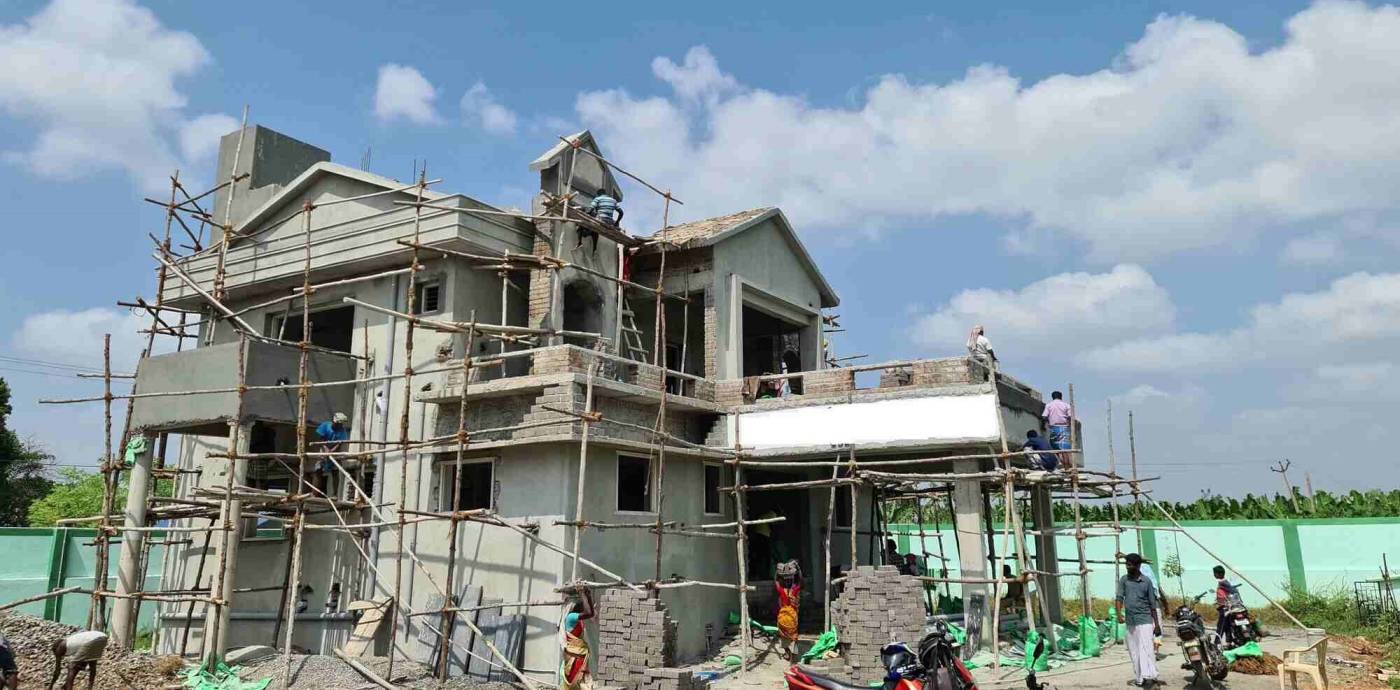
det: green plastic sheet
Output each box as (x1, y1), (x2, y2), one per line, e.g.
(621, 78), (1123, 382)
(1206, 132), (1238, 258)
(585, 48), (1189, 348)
(124, 436), (148, 464)
(1107, 606), (1126, 642)
(1023, 630), (1050, 672)
(801, 628), (840, 662)
(179, 660), (270, 690)
(945, 622), (966, 645)
(1223, 641), (1264, 663)
(1077, 615), (1102, 657)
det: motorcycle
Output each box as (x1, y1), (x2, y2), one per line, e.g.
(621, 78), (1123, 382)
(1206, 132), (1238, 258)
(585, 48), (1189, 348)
(1174, 591), (1229, 687)
(1220, 591), (1260, 648)
(784, 622), (978, 690)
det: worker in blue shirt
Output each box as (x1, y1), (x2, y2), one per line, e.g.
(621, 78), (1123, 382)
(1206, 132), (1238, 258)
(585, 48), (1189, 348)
(1022, 430), (1057, 470)
(313, 413), (351, 484)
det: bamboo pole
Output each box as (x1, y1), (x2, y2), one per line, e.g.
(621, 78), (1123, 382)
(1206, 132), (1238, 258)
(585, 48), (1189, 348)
(388, 171), (427, 681)
(1106, 400), (1123, 635)
(732, 412), (752, 676)
(1129, 411), (1142, 552)
(437, 323), (476, 680)
(281, 200), (317, 687)
(89, 334), (115, 631)
(651, 194), (672, 582)
(823, 461), (838, 631)
(210, 107), (249, 321)
(569, 361), (599, 583)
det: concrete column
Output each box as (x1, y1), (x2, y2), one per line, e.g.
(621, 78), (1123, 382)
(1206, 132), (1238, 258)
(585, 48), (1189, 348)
(950, 460), (990, 646)
(111, 433), (156, 648)
(203, 423), (251, 660)
(1030, 485), (1063, 623)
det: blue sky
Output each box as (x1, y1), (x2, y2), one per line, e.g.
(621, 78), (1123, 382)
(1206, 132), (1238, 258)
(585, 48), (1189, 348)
(3, 0), (1399, 499)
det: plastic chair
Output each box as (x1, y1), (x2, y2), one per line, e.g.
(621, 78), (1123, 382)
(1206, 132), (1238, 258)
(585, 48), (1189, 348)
(1277, 636), (1328, 690)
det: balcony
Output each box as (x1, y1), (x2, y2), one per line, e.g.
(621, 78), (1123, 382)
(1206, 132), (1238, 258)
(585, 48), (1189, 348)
(129, 340), (358, 436)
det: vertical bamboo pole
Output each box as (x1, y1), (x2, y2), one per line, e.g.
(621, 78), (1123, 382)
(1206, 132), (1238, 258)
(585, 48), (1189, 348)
(652, 195), (672, 581)
(438, 325), (476, 680)
(1128, 411), (1142, 553)
(732, 413), (751, 676)
(282, 201), (316, 686)
(989, 464), (1010, 669)
(914, 493), (934, 613)
(388, 171), (427, 680)
(90, 334), (115, 631)
(822, 461), (839, 631)
(848, 451), (859, 570)
(209, 107), (249, 344)
(1106, 400), (1123, 630)
(207, 334), (248, 661)
(569, 361), (599, 583)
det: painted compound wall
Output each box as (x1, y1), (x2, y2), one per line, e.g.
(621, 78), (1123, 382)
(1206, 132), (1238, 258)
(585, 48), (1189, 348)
(0, 528), (165, 631)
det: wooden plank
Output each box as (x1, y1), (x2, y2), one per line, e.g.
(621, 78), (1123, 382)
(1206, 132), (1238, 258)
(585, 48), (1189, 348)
(467, 598), (501, 680)
(342, 598), (391, 657)
(489, 614), (526, 682)
(450, 585), (482, 676)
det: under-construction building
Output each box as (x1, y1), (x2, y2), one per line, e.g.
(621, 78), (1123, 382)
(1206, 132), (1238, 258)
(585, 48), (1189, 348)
(84, 124), (1091, 681)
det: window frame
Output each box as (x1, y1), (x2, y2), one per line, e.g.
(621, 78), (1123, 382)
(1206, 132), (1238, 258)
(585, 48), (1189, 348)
(434, 455), (496, 512)
(702, 462), (725, 516)
(411, 278), (444, 316)
(615, 453), (657, 515)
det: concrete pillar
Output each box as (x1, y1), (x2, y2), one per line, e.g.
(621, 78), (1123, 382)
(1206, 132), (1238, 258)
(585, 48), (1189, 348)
(1030, 485), (1064, 623)
(204, 423), (251, 661)
(950, 460), (990, 647)
(111, 433), (156, 648)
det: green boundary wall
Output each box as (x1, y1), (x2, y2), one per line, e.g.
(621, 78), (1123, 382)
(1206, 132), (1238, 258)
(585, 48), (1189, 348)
(890, 517), (1400, 606)
(0, 527), (165, 631)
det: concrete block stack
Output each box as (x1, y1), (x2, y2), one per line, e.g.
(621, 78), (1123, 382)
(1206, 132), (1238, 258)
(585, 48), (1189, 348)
(635, 668), (706, 690)
(595, 589), (678, 688)
(832, 565), (927, 684)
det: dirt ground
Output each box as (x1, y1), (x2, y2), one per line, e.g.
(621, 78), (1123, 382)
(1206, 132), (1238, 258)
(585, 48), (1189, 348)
(701, 628), (1384, 690)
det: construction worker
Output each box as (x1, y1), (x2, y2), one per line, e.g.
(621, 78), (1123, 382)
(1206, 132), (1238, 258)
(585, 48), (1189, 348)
(1213, 565), (1241, 638)
(1042, 392), (1072, 454)
(581, 191), (623, 254)
(775, 559), (802, 661)
(49, 629), (108, 690)
(1022, 430), (1057, 471)
(966, 326), (995, 379)
(560, 586), (595, 690)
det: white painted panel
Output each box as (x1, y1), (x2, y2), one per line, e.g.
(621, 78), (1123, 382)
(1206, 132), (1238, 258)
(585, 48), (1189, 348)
(737, 394), (1000, 449)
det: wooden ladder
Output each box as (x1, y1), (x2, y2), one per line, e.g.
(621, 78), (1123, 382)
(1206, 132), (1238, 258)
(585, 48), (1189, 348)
(619, 300), (649, 362)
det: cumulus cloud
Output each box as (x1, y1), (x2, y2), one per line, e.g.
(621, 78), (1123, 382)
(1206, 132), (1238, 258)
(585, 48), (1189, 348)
(460, 82), (517, 135)
(12, 307), (165, 373)
(0, 0), (237, 190)
(1281, 233), (1343, 265)
(910, 264), (1175, 355)
(178, 113), (239, 163)
(374, 64), (441, 125)
(1081, 271), (1400, 373)
(575, 3), (1400, 260)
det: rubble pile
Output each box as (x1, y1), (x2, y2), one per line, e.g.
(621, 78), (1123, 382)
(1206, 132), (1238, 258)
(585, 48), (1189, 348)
(0, 613), (183, 690)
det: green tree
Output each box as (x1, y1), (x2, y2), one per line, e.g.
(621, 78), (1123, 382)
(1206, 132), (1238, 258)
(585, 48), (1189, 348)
(28, 468), (174, 527)
(0, 377), (55, 525)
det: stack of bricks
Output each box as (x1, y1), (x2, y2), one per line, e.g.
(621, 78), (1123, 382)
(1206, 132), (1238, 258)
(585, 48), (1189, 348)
(832, 566), (927, 684)
(633, 668), (705, 690)
(595, 590), (677, 688)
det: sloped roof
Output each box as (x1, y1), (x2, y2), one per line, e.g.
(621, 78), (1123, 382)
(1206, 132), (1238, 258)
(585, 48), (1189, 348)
(646, 207), (840, 308)
(529, 129), (622, 201)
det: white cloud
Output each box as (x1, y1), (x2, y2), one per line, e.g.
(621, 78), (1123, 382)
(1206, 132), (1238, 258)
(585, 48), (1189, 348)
(460, 82), (517, 135)
(0, 0), (237, 190)
(651, 46), (738, 105)
(12, 307), (164, 373)
(1281, 232), (1343, 265)
(575, 3), (1400, 260)
(1081, 271), (1400, 373)
(178, 113), (239, 163)
(910, 264), (1175, 356)
(373, 63), (441, 125)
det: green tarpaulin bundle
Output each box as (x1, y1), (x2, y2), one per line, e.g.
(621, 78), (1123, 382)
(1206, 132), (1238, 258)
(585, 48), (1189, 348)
(180, 660), (270, 690)
(1077, 615), (1102, 657)
(801, 628), (840, 662)
(1223, 641), (1264, 663)
(1107, 606), (1126, 642)
(1023, 630), (1051, 672)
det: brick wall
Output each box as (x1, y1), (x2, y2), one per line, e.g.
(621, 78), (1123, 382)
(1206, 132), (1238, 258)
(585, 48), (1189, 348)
(801, 368), (855, 398)
(702, 289), (718, 379)
(527, 227), (554, 331)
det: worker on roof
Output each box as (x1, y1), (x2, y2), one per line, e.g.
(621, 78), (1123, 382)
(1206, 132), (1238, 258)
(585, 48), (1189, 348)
(579, 190), (622, 254)
(1042, 391), (1072, 457)
(1022, 430), (1057, 471)
(966, 325), (995, 380)
(560, 585), (595, 690)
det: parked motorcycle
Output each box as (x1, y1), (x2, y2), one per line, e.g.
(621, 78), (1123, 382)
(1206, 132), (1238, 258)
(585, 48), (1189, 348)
(784, 622), (977, 690)
(1219, 591), (1260, 648)
(1174, 591), (1229, 687)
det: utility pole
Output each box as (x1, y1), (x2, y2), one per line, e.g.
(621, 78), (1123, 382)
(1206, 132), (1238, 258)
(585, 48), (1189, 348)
(1304, 472), (1317, 514)
(1270, 459), (1301, 513)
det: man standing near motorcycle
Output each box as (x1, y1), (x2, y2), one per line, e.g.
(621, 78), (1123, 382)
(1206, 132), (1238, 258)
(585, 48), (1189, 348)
(1213, 565), (1241, 640)
(1116, 553), (1161, 687)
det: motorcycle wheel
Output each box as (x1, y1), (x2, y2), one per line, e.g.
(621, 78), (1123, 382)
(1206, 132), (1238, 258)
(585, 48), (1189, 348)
(1207, 646), (1230, 681)
(1192, 661), (1212, 688)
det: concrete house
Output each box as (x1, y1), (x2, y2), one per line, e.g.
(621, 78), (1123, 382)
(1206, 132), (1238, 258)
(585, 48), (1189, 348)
(125, 125), (1067, 677)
